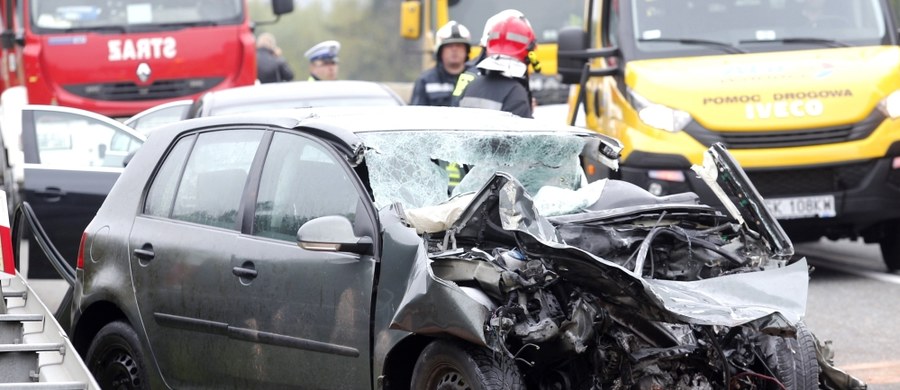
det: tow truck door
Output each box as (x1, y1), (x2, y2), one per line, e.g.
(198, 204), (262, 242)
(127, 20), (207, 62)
(20, 105), (144, 277)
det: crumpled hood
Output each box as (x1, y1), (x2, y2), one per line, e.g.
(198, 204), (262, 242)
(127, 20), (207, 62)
(628, 46), (900, 131)
(390, 173), (808, 345)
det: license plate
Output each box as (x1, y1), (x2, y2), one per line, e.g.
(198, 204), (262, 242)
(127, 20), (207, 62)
(764, 195), (836, 219)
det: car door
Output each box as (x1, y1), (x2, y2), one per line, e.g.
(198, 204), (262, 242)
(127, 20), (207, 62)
(20, 105), (144, 278)
(123, 99), (192, 135)
(129, 128), (376, 388)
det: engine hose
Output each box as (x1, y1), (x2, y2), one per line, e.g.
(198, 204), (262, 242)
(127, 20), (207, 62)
(11, 202), (76, 286)
(632, 227), (745, 276)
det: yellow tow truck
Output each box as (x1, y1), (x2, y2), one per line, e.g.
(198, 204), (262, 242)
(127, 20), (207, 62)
(558, 0), (900, 271)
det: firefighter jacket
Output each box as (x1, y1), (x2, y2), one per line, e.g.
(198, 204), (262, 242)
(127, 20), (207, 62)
(411, 64), (474, 107)
(456, 72), (533, 118)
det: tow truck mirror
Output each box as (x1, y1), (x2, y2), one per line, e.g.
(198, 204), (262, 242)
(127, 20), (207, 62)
(557, 26), (621, 85)
(271, 0), (294, 16)
(558, 27), (589, 84)
(400, 1), (422, 40)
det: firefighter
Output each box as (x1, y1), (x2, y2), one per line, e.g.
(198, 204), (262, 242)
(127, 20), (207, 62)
(256, 32), (294, 83)
(305, 40), (340, 81)
(456, 14), (536, 118)
(451, 9), (530, 108)
(410, 21), (474, 106)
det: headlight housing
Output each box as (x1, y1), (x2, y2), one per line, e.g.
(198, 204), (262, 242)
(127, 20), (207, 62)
(878, 90), (900, 119)
(629, 89), (692, 132)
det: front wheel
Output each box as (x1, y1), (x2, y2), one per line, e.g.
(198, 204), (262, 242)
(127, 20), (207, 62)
(762, 322), (820, 390)
(86, 321), (150, 390)
(411, 340), (524, 390)
(878, 223), (900, 272)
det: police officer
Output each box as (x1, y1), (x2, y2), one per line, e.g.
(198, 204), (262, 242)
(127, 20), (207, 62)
(256, 32), (294, 83)
(410, 21), (474, 106)
(304, 40), (340, 81)
(457, 14), (536, 118)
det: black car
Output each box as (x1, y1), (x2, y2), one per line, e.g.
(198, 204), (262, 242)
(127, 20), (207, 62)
(70, 106), (860, 389)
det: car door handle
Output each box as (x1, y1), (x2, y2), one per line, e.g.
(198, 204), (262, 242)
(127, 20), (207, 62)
(34, 187), (66, 202)
(133, 247), (155, 261)
(232, 266), (258, 279)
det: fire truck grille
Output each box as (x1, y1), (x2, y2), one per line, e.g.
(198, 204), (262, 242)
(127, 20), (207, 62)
(745, 160), (875, 197)
(63, 77), (224, 101)
(685, 109), (885, 149)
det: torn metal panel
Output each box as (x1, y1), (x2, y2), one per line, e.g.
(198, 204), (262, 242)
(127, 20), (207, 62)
(454, 173), (808, 327)
(388, 245), (492, 347)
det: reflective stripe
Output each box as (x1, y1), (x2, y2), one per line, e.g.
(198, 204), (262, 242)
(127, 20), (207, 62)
(452, 73), (476, 96)
(447, 163), (461, 187)
(459, 96), (503, 111)
(425, 82), (454, 94)
(506, 32), (531, 45)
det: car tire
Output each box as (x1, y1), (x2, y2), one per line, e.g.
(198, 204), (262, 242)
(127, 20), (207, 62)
(878, 224), (900, 272)
(762, 322), (820, 390)
(410, 340), (524, 390)
(86, 321), (150, 390)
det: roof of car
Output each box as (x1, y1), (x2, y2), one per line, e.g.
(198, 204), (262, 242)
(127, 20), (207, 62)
(156, 106), (591, 135)
(141, 106), (607, 163)
(197, 80), (404, 113)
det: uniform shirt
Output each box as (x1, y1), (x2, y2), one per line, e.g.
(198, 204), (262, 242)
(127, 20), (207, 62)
(457, 72), (533, 118)
(256, 48), (294, 83)
(410, 64), (474, 106)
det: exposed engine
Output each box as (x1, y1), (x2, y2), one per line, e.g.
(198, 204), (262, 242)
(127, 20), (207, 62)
(426, 210), (792, 390)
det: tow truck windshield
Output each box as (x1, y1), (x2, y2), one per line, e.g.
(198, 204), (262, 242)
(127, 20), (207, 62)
(29, 0), (243, 32)
(448, 0), (582, 42)
(628, 0), (887, 58)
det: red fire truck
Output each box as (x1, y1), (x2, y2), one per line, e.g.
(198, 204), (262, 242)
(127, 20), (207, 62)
(0, 0), (293, 118)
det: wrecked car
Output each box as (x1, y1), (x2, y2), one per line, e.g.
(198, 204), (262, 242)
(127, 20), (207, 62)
(66, 106), (863, 389)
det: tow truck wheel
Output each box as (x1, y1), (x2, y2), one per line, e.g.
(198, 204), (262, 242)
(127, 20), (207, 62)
(878, 224), (900, 272)
(411, 340), (524, 390)
(86, 321), (149, 390)
(762, 322), (820, 390)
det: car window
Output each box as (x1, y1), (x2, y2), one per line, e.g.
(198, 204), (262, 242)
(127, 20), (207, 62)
(253, 132), (361, 241)
(146, 130), (263, 229)
(32, 110), (142, 168)
(128, 103), (191, 134)
(144, 134), (195, 218)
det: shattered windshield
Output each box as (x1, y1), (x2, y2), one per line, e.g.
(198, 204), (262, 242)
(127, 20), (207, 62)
(360, 131), (586, 209)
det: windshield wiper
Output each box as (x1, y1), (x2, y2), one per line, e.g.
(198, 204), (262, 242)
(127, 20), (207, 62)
(739, 37), (849, 48)
(638, 38), (746, 54)
(62, 25), (127, 34)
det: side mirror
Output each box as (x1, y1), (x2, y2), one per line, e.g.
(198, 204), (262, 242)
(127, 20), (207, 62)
(271, 0), (294, 16)
(297, 215), (373, 255)
(557, 26), (590, 84)
(98, 144), (107, 159)
(400, 1), (422, 40)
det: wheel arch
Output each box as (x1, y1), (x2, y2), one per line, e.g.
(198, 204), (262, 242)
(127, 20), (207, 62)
(71, 300), (129, 358)
(380, 334), (434, 390)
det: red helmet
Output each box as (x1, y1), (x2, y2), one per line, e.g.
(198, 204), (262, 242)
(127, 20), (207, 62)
(485, 15), (535, 62)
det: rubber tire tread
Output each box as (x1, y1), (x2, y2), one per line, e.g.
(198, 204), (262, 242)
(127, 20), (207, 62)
(411, 339), (524, 390)
(86, 321), (150, 390)
(771, 322), (820, 390)
(879, 224), (900, 271)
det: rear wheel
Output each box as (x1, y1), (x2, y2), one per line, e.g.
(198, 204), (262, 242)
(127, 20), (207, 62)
(86, 321), (149, 390)
(411, 340), (524, 390)
(878, 224), (900, 272)
(762, 322), (820, 390)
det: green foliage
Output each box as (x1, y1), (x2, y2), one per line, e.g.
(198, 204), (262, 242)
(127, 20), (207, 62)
(249, 0), (421, 82)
